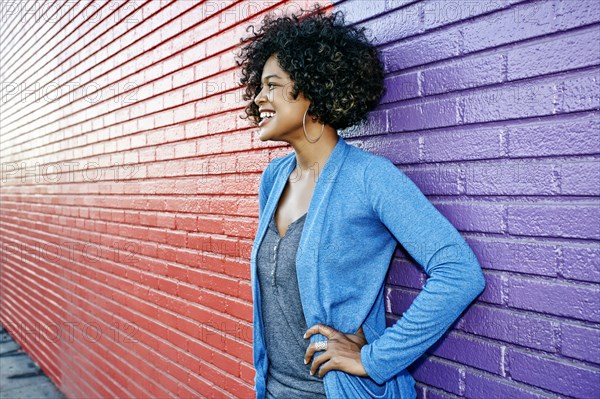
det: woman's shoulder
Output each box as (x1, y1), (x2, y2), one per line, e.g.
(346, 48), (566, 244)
(346, 143), (400, 178)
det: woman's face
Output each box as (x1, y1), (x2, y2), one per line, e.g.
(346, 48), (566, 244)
(253, 54), (311, 142)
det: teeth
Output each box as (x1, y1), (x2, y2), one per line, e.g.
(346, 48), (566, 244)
(260, 112), (275, 119)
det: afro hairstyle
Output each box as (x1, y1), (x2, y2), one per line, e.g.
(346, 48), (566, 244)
(235, 3), (386, 131)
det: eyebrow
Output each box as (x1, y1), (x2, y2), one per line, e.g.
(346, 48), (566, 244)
(261, 74), (282, 82)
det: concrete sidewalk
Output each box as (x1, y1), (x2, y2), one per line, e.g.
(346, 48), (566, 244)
(0, 324), (66, 399)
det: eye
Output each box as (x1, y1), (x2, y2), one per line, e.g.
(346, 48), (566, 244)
(260, 83), (276, 90)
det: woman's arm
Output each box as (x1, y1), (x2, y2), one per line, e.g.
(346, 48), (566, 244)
(360, 155), (486, 384)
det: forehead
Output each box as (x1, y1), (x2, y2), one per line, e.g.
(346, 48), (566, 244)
(260, 55), (288, 80)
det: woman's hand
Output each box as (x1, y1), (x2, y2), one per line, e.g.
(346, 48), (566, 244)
(303, 324), (369, 378)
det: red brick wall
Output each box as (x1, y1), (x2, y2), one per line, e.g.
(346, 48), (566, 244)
(0, 1), (328, 397)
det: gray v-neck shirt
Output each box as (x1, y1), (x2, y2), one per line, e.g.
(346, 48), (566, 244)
(257, 211), (327, 399)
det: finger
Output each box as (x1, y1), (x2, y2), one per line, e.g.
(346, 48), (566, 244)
(304, 324), (336, 340)
(317, 357), (338, 378)
(310, 349), (332, 376)
(304, 339), (330, 365)
(304, 341), (316, 365)
(304, 324), (325, 339)
(303, 325), (316, 339)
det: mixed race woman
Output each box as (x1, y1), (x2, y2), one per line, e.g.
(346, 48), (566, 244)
(236, 4), (486, 399)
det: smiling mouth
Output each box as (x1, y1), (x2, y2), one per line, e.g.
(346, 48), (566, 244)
(259, 114), (275, 127)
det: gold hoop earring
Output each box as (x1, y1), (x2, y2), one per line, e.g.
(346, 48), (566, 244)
(303, 108), (324, 143)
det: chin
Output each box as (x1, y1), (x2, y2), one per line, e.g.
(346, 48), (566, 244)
(258, 129), (274, 142)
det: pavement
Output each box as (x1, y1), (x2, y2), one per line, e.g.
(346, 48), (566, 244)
(0, 324), (66, 399)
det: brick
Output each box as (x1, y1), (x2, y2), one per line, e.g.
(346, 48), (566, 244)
(359, 133), (420, 164)
(559, 69), (600, 113)
(461, 79), (557, 124)
(182, 42), (207, 67)
(222, 130), (252, 152)
(422, 54), (504, 96)
(465, 160), (558, 195)
(403, 164), (462, 195)
(187, 369), (224, 398)
(427, 331), (503, 374)
(195, 92), (232, 117)
(154, 109), (175, 128)
(560, 246), (600, 283)
(464, 371), (561, 399)
(207, 111), (238, 135)
(460, 2), (555, 53)
(175, 214), (198, 232)
(196, 134), (222, 155)
(426, 388), (460, 399)
(508, 349), (600, 397)
(476, 272), (504, 305)
(507, 113), (600, 157)
(560, 159), (600, 195)
(508, 276), (600, 322)
(239, 362), (255, 385)
(561, 323), (600, 364)
(382, 29), (461, 72)
(422, 126), (504, 162)
(223, 331), (253, 363)
(433, 202), (505, 234)
(206, 26), (239, 56)
(155, 144), (175, 161)
(387, 259), (426, 289)
(507, 26), (600, 80)
(421, 0), (525, 30)
(188, 269), (239, 297)
(172, 65), (195, 89)
(458, 305), (558, 351)
(389, 98), (459, 132)
(334, 0), (387, 24)
(554, 0), (600, 30)
(381, 72), (420, 103)
(410, 357), (462, 395)
(386, 287), (417, 315)
(507, 204), (600, 240)
(163, 89), (184, 110)
(360, 2), (422, 45)
(184, 119), (209, 141)
(172, 103), (195, 124)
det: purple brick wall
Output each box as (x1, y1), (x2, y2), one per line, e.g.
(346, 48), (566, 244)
(334, 0), (600, 397)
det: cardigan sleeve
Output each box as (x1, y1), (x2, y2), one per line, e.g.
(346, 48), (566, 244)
(359, 155), (486, 384)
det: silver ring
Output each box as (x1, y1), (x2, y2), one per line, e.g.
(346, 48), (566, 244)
(314, 340), (328, 351)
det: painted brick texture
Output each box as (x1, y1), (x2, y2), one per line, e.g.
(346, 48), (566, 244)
(0, 1), (598, 399)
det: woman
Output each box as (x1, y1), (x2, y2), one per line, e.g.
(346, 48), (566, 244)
(236, 4), (486, 399)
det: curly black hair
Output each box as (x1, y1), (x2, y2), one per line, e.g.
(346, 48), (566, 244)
(235, 3), (386, 131)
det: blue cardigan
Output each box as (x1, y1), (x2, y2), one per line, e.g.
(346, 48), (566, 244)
(250, 135), (486, 398)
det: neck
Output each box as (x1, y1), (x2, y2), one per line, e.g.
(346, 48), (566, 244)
(290, 128), (339, 183)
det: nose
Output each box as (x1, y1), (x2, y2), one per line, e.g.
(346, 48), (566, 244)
(254, 86), (267, 107)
